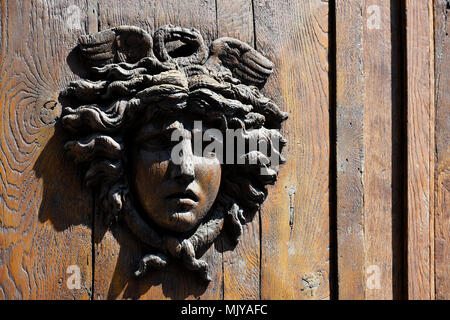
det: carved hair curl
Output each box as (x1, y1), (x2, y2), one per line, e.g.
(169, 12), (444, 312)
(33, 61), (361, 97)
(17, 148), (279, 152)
(60, 25), (287, 281)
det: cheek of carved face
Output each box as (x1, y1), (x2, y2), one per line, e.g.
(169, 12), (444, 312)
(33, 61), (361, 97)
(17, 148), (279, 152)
(131, 120), (222, 233)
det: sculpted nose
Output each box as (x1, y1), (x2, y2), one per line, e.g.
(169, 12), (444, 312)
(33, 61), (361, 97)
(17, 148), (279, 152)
(170, 138), (195, 183)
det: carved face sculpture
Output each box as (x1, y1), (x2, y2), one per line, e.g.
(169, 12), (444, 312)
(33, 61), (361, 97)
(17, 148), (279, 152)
(131, 116), (222, 233)
(60, 25), (287, 282)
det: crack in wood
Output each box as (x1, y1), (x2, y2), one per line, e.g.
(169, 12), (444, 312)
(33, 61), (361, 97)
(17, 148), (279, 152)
(286, 185), (296, 238)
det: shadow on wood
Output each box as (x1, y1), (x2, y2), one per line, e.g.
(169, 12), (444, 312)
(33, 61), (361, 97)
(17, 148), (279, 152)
(100, 223), (215, 299)
(33, 123), (93, 232)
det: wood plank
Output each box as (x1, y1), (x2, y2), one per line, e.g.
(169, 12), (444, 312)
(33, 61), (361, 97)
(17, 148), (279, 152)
(336, 0), (396, 300)
(0, 0), (93, 299)
(335, 0), (365, 299)
(405, 0), (435, 300)
(434, 0), (450, 300)
(93, 0), (222, 300)
(361, 0), (395, 300)
(254, 0), (330, 299)
(216, 0), (260, 300)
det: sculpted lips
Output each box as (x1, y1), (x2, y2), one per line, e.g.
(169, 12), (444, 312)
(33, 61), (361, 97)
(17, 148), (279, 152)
(166, 189), (199, 207)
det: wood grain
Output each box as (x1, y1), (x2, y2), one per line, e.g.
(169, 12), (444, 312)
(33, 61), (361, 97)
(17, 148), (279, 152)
(335, 0), (365, 299)
(361, 0), (394, 300)
(216, 0), (260, 300)
(216, 0), (254, 46)
(405, 0), (435, 300)
(336, 0), (396, 300)
(93, 0), (222, 300)
(0, 0), (93, 299)
(434, 0), (450, 300)
(0, 0), (447, 300)
(254, 0), (330, 299)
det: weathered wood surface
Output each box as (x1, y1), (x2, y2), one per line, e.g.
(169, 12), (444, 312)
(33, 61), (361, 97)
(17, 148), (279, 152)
(360, 0), (395, 300)
(434, 0), (450, 301)
(216, 0), (260, 300)
(406, 0), (435, 300)
(217, 0), (254, 45)
(336, 0), (393, 299)
(336, 0), (398, 300)
(0, 0), (93, 299)
(1, 0), (449, 300)
(335, 0), (366, 299)
(254, 0), (330, 299)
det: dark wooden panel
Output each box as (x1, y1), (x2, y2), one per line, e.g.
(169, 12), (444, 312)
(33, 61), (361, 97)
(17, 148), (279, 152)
(0, 0), (93, 299)
(254, 0), (330, 299)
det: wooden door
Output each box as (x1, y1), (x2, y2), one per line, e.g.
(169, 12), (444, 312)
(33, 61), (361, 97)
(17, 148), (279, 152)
(0, 0), (448, 300)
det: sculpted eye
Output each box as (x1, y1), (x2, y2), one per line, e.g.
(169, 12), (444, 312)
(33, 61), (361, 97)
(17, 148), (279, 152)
(140, 135), (169, 150)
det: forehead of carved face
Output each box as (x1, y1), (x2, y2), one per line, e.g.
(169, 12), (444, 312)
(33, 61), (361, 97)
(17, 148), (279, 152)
(130, 115), (222, 233)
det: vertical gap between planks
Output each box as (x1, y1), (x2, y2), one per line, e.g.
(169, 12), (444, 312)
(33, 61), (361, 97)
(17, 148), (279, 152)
(401, 0), (415, 301)
(251, 0), (257, 50)
(214, 0), (219, 39)
(97, 1), (101, 33)
(391, 0), (407, 300)
(328, 0), (338, 301)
